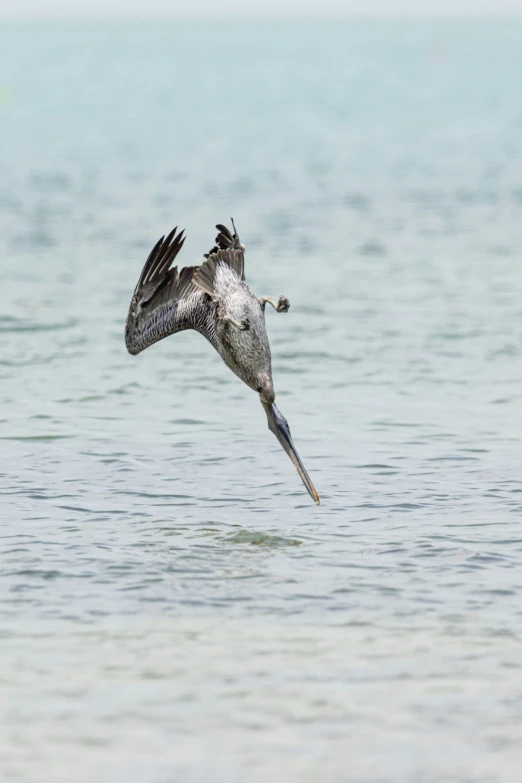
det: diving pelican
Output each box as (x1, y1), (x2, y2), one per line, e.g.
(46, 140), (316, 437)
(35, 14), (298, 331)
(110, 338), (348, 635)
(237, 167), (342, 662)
(125, 220), (320, 505)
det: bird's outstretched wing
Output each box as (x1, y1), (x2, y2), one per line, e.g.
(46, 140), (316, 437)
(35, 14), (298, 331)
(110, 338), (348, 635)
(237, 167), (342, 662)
(125, 227), (203, 355)
(193, 220), (245, 299)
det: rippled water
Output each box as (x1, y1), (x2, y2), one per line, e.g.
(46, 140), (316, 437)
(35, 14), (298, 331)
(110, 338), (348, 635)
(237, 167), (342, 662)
(2, 17), (522, 782)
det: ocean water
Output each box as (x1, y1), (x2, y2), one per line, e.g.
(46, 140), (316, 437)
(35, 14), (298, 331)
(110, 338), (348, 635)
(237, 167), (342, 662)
(1, 17), (522, 782)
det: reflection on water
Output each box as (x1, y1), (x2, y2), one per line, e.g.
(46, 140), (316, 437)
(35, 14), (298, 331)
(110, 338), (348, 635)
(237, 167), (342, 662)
(1, 17), (522, 783)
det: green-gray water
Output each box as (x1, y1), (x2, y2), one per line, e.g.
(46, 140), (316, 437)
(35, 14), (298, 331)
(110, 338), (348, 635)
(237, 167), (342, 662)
(2, 18), (522, 782)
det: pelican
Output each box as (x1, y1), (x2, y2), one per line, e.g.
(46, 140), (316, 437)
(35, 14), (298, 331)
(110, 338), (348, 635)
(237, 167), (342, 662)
(125, 220), (320, 505)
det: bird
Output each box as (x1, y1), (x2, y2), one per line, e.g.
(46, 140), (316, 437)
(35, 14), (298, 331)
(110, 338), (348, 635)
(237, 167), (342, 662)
(125, 219), (320, 505)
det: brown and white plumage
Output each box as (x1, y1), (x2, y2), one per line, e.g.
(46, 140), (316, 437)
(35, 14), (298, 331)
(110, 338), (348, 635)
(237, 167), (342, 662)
(125, 227), (201, 355)
(125, 220), (320, 505)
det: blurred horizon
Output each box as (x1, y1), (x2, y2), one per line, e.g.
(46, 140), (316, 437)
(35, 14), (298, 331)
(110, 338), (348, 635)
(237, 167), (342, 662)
(2, 0), (522, 18)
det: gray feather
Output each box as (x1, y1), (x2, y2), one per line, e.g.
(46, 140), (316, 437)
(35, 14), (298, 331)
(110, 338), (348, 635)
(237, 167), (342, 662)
(126, 227), (206, 355)
(193, 249), (245, 299)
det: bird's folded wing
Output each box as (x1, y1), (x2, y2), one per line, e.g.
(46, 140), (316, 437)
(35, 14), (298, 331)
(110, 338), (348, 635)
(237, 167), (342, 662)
(125, 227), (202, 355)
(193, 221), (245, 299)
(192, 248), (245, 300)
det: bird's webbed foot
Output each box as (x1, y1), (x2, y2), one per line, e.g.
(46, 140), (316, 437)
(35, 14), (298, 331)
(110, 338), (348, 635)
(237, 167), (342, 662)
(260, 295), (290, 313)
(219, 313), (250, 331)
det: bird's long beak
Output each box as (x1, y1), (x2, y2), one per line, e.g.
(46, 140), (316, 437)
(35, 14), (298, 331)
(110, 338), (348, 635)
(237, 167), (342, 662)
(261, 401), (320, 505)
